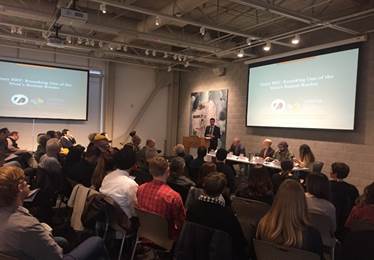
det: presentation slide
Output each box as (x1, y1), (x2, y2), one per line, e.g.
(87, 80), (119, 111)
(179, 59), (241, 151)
(0, 61), (88, 120)
(246, 48), (359, 130)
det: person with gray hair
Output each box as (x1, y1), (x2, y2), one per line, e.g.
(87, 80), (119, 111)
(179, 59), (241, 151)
(173, 144), (193, 176)
(167, 157), (195, 203)
(39, 138), (62, 175)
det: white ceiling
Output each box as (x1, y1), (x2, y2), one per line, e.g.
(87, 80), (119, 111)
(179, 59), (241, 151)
(0, 0), (373, 71)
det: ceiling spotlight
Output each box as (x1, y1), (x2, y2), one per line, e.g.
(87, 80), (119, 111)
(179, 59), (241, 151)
(155, 16), (161, 26)
(291, 34), (300, 45)
(77, 37), (83, 44)
(200, 26), (206, 36)
(237, 49), (244, 58)
(167, 66), (172, 72)
(163, 52), (168, 58)
(173, 54), (178, 60)
(123, 45), (128, 52)
(263, 42), (271, 52)
(66, 36), (72, 44)
(98, 41), (104, 48)
(183, 55), (187, 62)
(10, 25), (17, 34)
(16, 27), (22, 35)
(178, 55), (182, 62)
(108, 44), (114, 51)
(184, 61), (190, 68)
(246, 37), (252, 46)
(145, 49), (150, 56)
(85, 39), (90, 46)
(152, 50), (156, 56)
(100, 3), (107, 14)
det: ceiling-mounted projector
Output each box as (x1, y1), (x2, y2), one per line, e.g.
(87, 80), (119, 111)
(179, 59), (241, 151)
(46, 36), (65, 48)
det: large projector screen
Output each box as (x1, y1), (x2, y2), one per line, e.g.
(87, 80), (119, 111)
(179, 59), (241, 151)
(0, 60), (88, 120)
(246, 46), (359, 130)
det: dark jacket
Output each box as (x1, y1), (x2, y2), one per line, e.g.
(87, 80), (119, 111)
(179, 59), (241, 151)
(259, 147), (275, 158)
(229, 144), (246, 156)
(175, 221), (232, 260)
(204, 125), (221, 149)
(168, 175), (195, 203)
(215, 162), (236, 193)
(187, 200), (248, 260)
(189, 157), (205, 183)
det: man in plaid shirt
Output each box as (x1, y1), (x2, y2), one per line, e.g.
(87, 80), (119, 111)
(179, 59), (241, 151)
(137, 156), (186, 240)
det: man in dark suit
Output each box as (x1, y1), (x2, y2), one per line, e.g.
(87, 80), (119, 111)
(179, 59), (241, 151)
(259, 138), (275, 159)
(228, 138), (246, 156)
(204, 118), (221, 151)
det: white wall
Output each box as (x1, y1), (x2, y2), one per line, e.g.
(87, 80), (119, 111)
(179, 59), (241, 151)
(111, 64), (168, 152)
(0, 46), (105, 150)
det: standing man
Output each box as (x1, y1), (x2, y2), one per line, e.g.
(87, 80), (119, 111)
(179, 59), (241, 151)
(204, 118), (221, 151)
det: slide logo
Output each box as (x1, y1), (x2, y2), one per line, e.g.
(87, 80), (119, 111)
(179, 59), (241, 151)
(271, 99), (286, 112)
(11, 94), (29, 106)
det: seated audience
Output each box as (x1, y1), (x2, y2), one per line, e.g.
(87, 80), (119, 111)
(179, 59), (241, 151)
(189, 146), (207, 183)
(39, 138), (62, 175)
(272, 159), (296, 194)
(185, 162), (217, 209)
(100, 145), (138, 218)
(174, 144), (193, 173)
(167, 157), (195, 203)
(228, 137), (246, 156)
(0, 128), (11, 163)
(60, 129), (76, 149)
(329, 162), (359, 233)
(131, 142), (154, 185)
(187, 172), (248, 260)
(93, 133), (111, 153)
(215, 148), (236, 193)
(6, 131), (20, 153)
(273, 141), (294, 161)
(295, 144), (315, 169)
(137, 138), (158, 166)
(88, 132), (97, 144)
(0, 166), (109, 260)
(305, 173), (336, 232)
(256, 179), (323, 257)
(259, 138), (275, 159)
(129, 130), (141, 152)
(346, 182), (374, 229)
(63, 145), (85, 173)
(91, 150), (115, 191)
(137, 156), (186, 239)
(35, 133), (48, 162)
(236, 167), (273, 205)
(46, 130), (58, 139)
(66, 144), (101, 187)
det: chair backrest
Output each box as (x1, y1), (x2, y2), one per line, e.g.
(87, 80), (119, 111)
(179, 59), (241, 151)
(308, 212), (335, 247)
(253, 239), (320, 260)
(231, 196), (270, 241)
(135, 208), (174, 251)
(312, 161), (324, 174)
(175, 221), (232, 260)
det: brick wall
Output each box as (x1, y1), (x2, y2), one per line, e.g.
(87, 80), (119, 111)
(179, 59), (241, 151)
(178, 37), (374, 192)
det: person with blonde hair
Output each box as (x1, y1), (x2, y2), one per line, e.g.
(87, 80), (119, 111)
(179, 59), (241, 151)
(256, 179), (322, 257)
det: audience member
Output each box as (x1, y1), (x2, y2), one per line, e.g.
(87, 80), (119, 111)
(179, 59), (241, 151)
(100, 145), (138, 218)
(273, 141), (294, 161)
(91, 151), (115, 191)
(46, 130), (58, 139)
(259, 138), (275, 159)
(39, 138), (62, 175)
(131, 142), (154, 185)
(174, 144), (193, 167)
(189, 146), (207, 183)
(236, 167), (273, 205)
(66, 144), (101, 187)
(187, 172), (248, 260)
(295, 144), (315, 169)
(137, 139), (158, 166)
(256, 179), (323, 257)
(88, 132), (97, 144)
(63, 145), (85, 173)
(93, 133), (111, 153)
(167, 157), (195, 203)
(6, 131), (20, 152)
(0, 166), (109, 260)
(215, 148), (236, 193)
(0, 128), (11, 164)
(35, 133), (48, 162)
(272, 159), (296, 194)
(329, 162), (359, 233)
(346, 182), (374, 229)
(60, 129), (76, 149)
(305, 173), (336, 232)
(229, 137), (246, 156)
(137, 156), (186, 239)
(129, 130), (141, 152)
